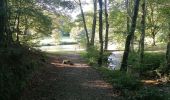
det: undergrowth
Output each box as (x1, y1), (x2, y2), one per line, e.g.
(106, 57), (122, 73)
(0, 46), (45, 100)
(82, 46), (170, 100)
(95, 67), (170, 100)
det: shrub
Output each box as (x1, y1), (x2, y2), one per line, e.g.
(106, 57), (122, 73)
(112, 73), (142, 91)
(128, 52), (165, 77)
(125, 87), (170, 100)
(0, 47), (42, 100)
(102, 51), (111, 63)
(82, 46), (99, 65)
(96, 67), (142, 91)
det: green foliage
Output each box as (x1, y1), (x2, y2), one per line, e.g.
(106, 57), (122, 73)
(109, 10), (126, 44)
(82, 46), (99, 65)
(128, 52), (165, 76)
(102, 51), (111, 63)
(96, 67), (142, 91)
(95, 67), (170, 100)
(19, 33), (42, 47)
(124, 87), (170, 100)
(112, 73), (142, 90)
(0, 47), (43, 100)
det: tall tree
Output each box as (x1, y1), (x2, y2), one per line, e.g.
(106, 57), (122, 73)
(120, 0), (140, 71)
(104, 0), (109, 50)
(166, 22), (170, 71)
(90, 0), (97, 46)
(126, 0), (134, 52)
(139, 0), (146, 64)
(98, 0), (103, 67)
(75, 0), (90, 46)
(126, 0), (131, 35)
(0, 0), (7, 47)
(147, 0), (161, 46)
(16, 3), (21, 43)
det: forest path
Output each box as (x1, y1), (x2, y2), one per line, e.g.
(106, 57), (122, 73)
(21, 53), (115, 100)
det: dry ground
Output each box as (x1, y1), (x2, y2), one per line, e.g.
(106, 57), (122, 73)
(20, 53), (115, 100)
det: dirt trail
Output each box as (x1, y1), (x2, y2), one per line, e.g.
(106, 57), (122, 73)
(21, 53), (115, 100)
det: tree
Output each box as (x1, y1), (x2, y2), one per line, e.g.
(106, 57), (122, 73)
(0, 0), (7, 47)
(166, 23), (170, 71)
(139, 0), (146, 64)
(90, 0), (97, 46)
(120, 0), (140, 71)
(126, 0), (135, 52)
(104, 0), (109, 50)
(147, 0), (162, 46)
(126, 0), (131, 36)
(161, 1), (170, 72)
(98, 0), (103, 67)
(16, 0), (21, 42)
(75, 0), (90, 47)
(109, 2), (127, 45)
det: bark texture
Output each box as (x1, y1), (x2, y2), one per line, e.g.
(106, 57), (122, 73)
(139, 0), (146, 64)
(104, 0), (109, 50)
(90, 0), (97, 46)
(0, 0), (6, 46)
(120, 0), (140, 71)
(78, 0), (90, 46)
(98, 0), (103, 67)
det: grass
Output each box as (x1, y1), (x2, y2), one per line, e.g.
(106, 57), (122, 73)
(145, 43), (166, 51)
(94, 66), (170, 100)
(91, 47), (169, 100)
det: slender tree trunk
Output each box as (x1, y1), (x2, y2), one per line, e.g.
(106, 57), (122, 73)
(98, 0), (103, 67)
(126, 0), (134, 52)
(139, 0), (146, 64)
(120, 0), (140, 71)
(130, 37), (135, 52)
(24, 16), (28, 35)
(166, 23), (170, 72)
(6, 1), (13, 46)
(126, 0), (130, 34)
(78, 0), (90, 46)
(0, 0), (6, 47)
(152, 33), (156, 46)
(104, 0), (109, 50)
(148, 2), (157, 46)
(90, 0), (97, 46)
(16, 13), (20, 42)
(166, 42), (170, 71)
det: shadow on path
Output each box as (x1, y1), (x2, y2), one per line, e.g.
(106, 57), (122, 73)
(21, 53), (115, 100)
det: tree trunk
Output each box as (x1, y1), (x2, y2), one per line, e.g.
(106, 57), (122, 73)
(130, 37), (135, 52)
(16, 13), (20, 42)
(78, 0), (90, 46)
(90, 0), (97, 46)
(98, 0), (103, 67)
(126, 0), (130, 34)
(0, 0), (6, 47)
(24, 16), (28, 35)
(166, 23), (170, 72)
(126, 0), (134, 52)
(139, 0), (146, 64)
(104, 0), (109, 50)
(152, 33), (156, 46)
(120, 0), (140, 71)
(166, 42), (170, 71)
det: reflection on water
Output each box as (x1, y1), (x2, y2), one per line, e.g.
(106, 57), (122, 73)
(38, 44), (84, 52)
(37, 37), (84, 52)
(108, 51), (122, 70)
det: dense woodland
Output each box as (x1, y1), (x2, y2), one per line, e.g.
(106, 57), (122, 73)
(0, 0), (170, 100)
